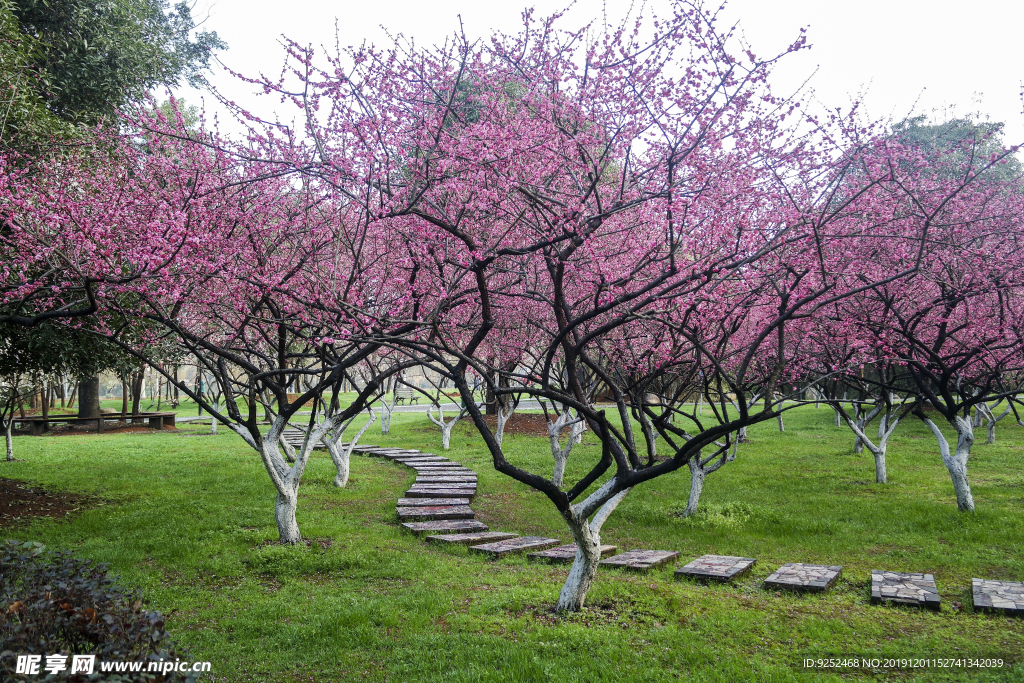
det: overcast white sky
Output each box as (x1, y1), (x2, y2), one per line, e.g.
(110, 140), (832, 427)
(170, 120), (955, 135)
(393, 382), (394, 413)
(178, 0), (1024, 145)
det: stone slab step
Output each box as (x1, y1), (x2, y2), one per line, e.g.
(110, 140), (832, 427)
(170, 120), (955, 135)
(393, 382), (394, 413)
(401, 520), (488, 536)
(395, 456), (450, 462)
(527, 543), (617, 564)
(396, 497), (472, 507)
(764, 563), (842, 593)
(407, 482), (477, 489)
(470, 536), (561, 557)
(426, 531), (519, 545)
(871, 570), (940, 610)
(396, 505), (475, 521)
(972, 578), (1024, 616)
(600, 549), (680, 572)
(675, 555), (757, 583)
(405, 488), (476, 500)
(411, 469), (476, 477)
(408, 464), (472, 471)
(416, 476), (478, 483)
(383, 451), (437, 459)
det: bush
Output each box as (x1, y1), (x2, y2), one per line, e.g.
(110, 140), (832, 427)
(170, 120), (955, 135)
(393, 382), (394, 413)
(0, 541), (196, 682)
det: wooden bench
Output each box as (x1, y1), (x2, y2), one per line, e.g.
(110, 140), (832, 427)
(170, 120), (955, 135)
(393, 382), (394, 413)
(15, 411), (177, 436)
(394, 388), (420, 405)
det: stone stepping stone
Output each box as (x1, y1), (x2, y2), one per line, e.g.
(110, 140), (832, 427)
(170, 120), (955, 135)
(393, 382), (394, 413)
(527, 543), (617, 564)
(416, 476), (477, 483)
(470, 536), (561, 557)
(383, 451), (436, 460)
(396, 505), (475, 521)
(396, 497), (472, 507)
(676, 555), (757, 583)
(764, 563), (842, 593)
(395, 456), (450, 463)
(600, 549), (680, 572)
(411, 468), (476, 476)
(972, 578), (1024, 616)
(425, 531), (519, 545)
(409, 464), (472, 471)
(870, 570), (940, 610)
(407, 482), (477, 489)
(405, 488), (476, 500)
(401, 520), (488, 535)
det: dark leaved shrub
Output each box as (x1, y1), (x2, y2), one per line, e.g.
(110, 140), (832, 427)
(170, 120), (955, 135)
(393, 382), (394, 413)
(0, 541), (197, 682)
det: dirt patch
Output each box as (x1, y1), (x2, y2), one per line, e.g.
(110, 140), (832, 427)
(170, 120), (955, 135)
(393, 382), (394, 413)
(476, 413), (562, 437)
(11, 422), (179, 437)
(0, 478), (100, 527)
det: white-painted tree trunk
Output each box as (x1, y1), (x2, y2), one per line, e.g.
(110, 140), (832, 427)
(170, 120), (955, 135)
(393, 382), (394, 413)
(921, 416), (975, 512)
(637, 409), (660, 461)
(840, 411), (899, 484)
(237, 413), (344, 543)
(548, 410), (583, 488)
(4, 419), (12, 462)
(556, 483), (632, 612)
(684, 459), (706, 516)
(427, 403), (468, 450)
(379, 395), (398, 435)
(274, 489), (301, 544)
(679, 442), (736, 517)
(278, 432), (297, 463)
(494, 402), (515, 449)
(977, 402), (1011, 445)
(324, 409), (376, 487)
(852, 404), (883, 454)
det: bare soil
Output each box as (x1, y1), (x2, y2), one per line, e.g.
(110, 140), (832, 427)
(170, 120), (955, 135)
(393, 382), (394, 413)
(0, 477), (100, 527)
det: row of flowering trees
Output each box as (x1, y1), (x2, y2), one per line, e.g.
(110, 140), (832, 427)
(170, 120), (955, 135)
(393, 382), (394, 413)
(2, 2), (1022, 611)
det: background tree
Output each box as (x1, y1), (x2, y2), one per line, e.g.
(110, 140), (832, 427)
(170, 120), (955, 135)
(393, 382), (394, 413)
(9, 0), (224, 126)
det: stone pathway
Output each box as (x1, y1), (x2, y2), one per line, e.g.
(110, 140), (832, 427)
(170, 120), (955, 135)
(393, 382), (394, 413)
(972, 579), (1024, 616)
(871, 570), (940, 610)
(676, 555), (756, 583)
(764, 563), (842, 593)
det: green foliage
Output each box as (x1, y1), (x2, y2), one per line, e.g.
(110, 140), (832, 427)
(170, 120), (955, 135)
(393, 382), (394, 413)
(0, 539), (196, 681)
(0, 322), (133, 382)
(10, 0), (225, 126)
(893, 114), (1022, 182)
(0, 0), (71, 146)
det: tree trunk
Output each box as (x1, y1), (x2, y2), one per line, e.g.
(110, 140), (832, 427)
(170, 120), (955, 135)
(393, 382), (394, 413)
(77, 376), (101, 419)
(4, 419), (13, 461)
(325, 409), (376, 487)
(131, 370), (144, 419)
(40, 384), (49, 420)
(274, 489), (301, 544)
(684, 458), (707, 517)
(380, 395), (398, 435)
(556, 518), (603, 613)
(922, 416), (975, 512)
(427, 404), (466, 451)
(556, 487), (631, 612)
(494, 402), (514, 449)
(121, 381), (128, 418)
(552, 449), (568, 489)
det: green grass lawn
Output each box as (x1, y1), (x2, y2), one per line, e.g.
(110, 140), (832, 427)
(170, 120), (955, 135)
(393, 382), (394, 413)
(3, 406), (1023, 682)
